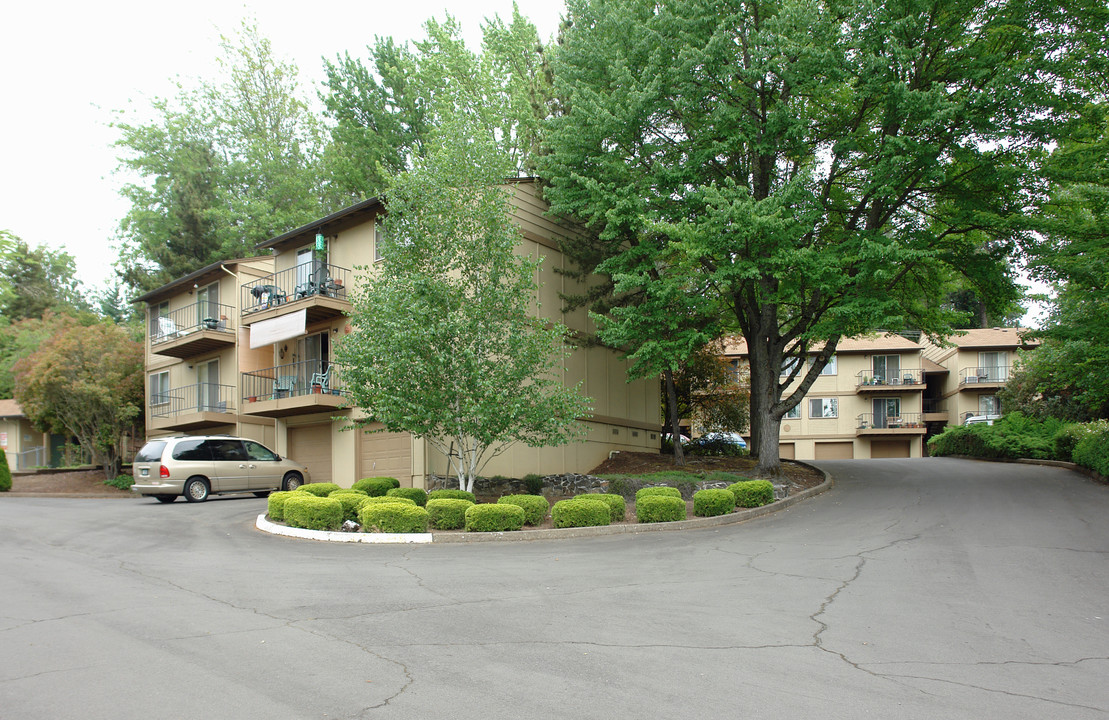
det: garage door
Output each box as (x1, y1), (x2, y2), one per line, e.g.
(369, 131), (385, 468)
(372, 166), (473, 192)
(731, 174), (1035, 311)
(871, 439), (911, 458)
(360, 424), (412, 485)
(288, 424), (333, 485)
(815, 441), (854, 460)
(779, 443), (795, 460)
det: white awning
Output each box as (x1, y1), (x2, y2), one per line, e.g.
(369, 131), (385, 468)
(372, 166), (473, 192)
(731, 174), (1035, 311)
(249, 309), (306, 349)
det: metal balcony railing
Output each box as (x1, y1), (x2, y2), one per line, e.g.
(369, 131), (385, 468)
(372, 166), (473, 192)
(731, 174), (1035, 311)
(150, 383), (237, 417)
(856, 412), (925, 430)
(959, 366), (1011, 384)
(922, 398), (946, 414)
(241, 262), (351, 317)
(857, 368), (924, 387)
(242, 360), (345, 403)
(150, 302), (236, 344)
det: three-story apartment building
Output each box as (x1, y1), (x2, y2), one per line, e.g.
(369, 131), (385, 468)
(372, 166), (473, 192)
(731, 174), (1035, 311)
(139, 180), (659, 488)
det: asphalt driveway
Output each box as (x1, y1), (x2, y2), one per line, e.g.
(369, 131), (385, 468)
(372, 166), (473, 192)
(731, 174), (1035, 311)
(1, 458), (1106, 719)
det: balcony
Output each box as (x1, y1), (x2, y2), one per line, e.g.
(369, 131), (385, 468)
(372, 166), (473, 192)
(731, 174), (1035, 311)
(150, 383), (237, 431)
(856, 412), (927, 435)
(856, 368), (925, 392)
(240, 263), (351, 325)
(150, 302), (236, 359)
(958, 366), (1010, 389)
(922, 398), (949, 423)
(241, 360), (348, 418)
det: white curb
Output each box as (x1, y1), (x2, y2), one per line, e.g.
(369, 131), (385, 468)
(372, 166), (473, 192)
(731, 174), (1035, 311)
(256, 514), (433, 543)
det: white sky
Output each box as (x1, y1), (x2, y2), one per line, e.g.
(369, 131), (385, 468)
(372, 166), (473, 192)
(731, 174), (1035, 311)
(0, 0), (1046, 326)
(0, 0), (565, 292)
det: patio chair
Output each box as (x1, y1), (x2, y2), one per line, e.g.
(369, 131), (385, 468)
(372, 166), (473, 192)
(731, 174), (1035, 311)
(274, 375), (297, 399)
(310, 364), (332, 392)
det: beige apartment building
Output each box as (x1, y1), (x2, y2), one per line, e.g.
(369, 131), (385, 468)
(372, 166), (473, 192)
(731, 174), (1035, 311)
(0, 399), (50, 470)
(921, 327), (1039, 426)
(723, 327), (1037, 461)
(138, 180), (659, 488)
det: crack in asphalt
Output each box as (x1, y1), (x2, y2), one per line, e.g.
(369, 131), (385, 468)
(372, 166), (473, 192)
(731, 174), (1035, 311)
(869, 672), (1109, 713)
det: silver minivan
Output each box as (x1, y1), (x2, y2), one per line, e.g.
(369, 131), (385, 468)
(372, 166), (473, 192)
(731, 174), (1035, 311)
(132, 435), (311, 503)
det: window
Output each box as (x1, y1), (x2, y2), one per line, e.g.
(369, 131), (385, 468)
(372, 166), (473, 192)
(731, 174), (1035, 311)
(171, 439), (212, 461)
(244, 441), (278, 462)
(296, 247), (314, 289)
(873, 355), (900, 382)
(808, 397), (838, 418)
(978, 352), (1007, 381)
(979, 395), (1000, 415)
(204, 439), (248, 461)
(149, 372), (170, 406)
(872, 397), (900, 428)
(811, 355), (837, 376)
(196, 282), (219, 325)
(374, 222), (385, 262)
(150, 302), (170, 338)
(784, 404), (801, 419)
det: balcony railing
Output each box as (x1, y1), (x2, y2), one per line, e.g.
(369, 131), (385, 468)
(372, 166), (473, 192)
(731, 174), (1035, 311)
(856, 368), (924, 387)
(150, 383), (237, 418)
(241, 262), (351, 317)
(959, 366), (1011, 385)
(856, 412), (925, 430)
(922, 398), (947, 414)
(242, 360), (345, 403)
(150, 302), (236, 345)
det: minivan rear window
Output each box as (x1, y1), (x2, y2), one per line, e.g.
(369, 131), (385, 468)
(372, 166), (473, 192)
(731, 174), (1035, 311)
(134, 441), (167, 463)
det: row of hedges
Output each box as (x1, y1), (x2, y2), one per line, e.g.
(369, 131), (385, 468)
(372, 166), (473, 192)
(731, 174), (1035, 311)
(269, 478), (778, 533)
(928, 413), (1109, 478)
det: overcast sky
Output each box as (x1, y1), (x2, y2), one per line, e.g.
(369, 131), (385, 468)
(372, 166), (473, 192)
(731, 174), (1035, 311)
(0, 0), (565, 292)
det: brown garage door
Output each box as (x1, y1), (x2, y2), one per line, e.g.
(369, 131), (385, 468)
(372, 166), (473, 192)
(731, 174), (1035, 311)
(815, 441), (854, 460)
(288, 423), (333, 485)
(779, 443), (796, 460)
(871, 439), (911, 458)
(359, 424), (412, 485)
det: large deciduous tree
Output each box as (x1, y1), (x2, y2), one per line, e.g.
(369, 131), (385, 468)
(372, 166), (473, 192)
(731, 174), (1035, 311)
(336, 119), (591, 493)
(13, 318), (144, 479)
(541, 0), (1104, 474)
(114, 23), (343, 294)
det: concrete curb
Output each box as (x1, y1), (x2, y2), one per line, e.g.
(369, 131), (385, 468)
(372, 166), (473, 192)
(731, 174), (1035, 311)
(949, 455), (1107, 484)
(254, 466), (835, 544)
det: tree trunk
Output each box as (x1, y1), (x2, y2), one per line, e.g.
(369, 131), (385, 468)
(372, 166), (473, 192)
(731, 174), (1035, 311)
(663, 369), (685, 466)
(749, 360), (783, 477)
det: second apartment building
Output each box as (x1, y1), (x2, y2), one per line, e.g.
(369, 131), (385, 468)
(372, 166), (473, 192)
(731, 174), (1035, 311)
(139, 180), (660, 488)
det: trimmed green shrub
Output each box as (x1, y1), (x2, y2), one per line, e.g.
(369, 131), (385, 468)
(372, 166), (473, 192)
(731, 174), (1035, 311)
(635, 486), (682, 501)
(297, 482), (341, 497)
(328, 491), (372, 522)
(551, 498), (610, 528)
(105, 474), (134, 490)
(523, 473), (544, 495)
(694, 488), (736, 517)
(729, 480), (775, 508)
(284, 494), (343, 531)
(359, 502), (429, 533)
(426, 498), (475, 529)
(465, 503), (526, 532)
(0, 448), (11, 492)
(498, 494), (551, 526)
(928, 412), (1064, 461)
(351, 477), (397, 496)
(387, 487), (428, 506)
(573, 493), (626, 522)
(635, 495), (686, 523)
(361, 495), (417, 506)
(428, 488), (477, 503)
(266, 490), (299, 521)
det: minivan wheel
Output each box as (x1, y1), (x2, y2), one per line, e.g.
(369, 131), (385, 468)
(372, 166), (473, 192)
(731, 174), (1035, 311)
(282, 473), (303, 492)
(154, 495), (177, 504)
(184, 478), (210, 503)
